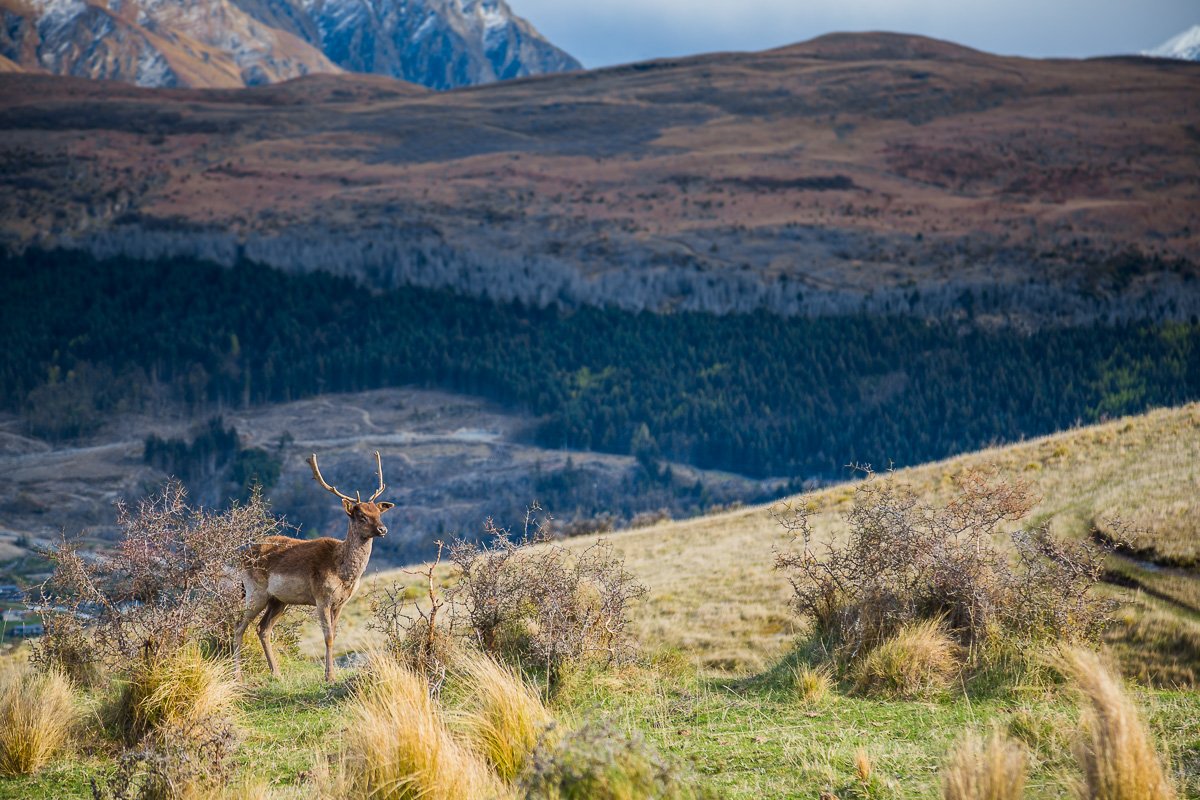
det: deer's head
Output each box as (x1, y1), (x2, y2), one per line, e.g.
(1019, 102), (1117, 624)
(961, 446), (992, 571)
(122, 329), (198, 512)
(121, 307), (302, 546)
(307, 451), (395, 540)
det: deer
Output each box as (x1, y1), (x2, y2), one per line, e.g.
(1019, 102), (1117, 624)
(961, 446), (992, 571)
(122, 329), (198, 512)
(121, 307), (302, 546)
(233, 451), (394, 682)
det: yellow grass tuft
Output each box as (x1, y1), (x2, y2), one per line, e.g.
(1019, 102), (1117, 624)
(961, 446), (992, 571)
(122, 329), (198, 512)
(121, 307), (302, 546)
(453, 653), (553, 782)
(342, 656), (502, 800)
(1058, 647), (1176, 800)
(941, 730), (1027, 800)
(0, 661), (78, 776)
(791, 663), (832, 706)
(854, 619), (960, 699)
(854, 747), (872, 784)
(113, 643), (241, 743)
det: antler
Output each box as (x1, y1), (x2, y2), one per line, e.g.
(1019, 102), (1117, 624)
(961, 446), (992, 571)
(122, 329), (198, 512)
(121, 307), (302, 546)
(368, 450), (387, 503)
(307, 453), (356, 504)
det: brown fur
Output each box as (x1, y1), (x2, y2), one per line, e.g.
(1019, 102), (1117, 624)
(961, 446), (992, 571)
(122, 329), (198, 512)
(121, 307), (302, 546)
(233, 491), (394, 681)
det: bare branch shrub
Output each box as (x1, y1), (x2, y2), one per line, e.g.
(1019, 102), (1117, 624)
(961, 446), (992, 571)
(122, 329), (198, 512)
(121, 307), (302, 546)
(774, 467), (1121, 666)
(35, 481), (283, 675)
(371, 506), (647, 688)
(90, 717), (238, 800)
(370, 541), (457, 693)
(446, 511), (647, 681)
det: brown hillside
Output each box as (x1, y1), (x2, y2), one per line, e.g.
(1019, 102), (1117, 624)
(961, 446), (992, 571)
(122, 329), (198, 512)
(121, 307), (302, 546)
(1, 33), (1198, 322)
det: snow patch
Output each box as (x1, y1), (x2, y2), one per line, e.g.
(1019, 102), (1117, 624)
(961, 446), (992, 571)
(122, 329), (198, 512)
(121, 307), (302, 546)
(135, 45), (175, 87)
(33, 0), (87, 36)
(412, 11), (437, 41)
(1142, 24), (1200, 61)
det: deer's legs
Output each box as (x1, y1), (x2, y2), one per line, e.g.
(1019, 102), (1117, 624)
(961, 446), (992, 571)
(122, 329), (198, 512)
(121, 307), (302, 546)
(256, 598), (287, 677)
(233, 591), (270, 678)
(319, 602), (336, 682)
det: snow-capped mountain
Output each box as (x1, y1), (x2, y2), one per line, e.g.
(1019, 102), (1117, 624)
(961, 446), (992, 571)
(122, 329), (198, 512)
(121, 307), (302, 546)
(0, 0), (580, 89)
(257, 0), (582, 89)
(1142, 25), (1200, 61)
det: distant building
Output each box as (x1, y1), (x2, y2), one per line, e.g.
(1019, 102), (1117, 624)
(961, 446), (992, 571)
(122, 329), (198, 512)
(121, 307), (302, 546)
(0, 585), (23, 601)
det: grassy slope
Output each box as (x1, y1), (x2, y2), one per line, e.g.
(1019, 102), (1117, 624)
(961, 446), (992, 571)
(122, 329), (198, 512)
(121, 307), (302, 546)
(3, 403), (1199, 798)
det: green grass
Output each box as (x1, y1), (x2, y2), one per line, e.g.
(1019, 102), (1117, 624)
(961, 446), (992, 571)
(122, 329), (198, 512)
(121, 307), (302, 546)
(0, 649), (1197, 798)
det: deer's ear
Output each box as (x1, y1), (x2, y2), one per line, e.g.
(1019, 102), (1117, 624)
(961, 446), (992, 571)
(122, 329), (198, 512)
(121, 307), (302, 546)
(378, 502), (395, 513)
(342, 498), (356, 516)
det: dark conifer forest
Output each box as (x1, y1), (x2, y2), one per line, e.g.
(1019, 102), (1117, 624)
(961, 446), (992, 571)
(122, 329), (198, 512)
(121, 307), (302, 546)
(3, 249), (1197, 480)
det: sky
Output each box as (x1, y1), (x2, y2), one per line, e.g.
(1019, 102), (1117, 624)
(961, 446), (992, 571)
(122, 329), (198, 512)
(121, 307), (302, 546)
(512, 0), (1198, 69)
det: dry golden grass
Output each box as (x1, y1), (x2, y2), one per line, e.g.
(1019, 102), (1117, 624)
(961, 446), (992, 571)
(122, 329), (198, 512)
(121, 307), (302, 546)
(853, 620), (961, 699)
(0, 661), (78, 776)
(790, 663), (832, 706)
(358, 403), (1200, 679)
(1058, 647), (1176, 800)
(112, 643), (241, 743)
(341, 656), (502, 800)
(853, 747), (873, 783)
(451, 653), (553, 782)
(941, 730), (1028, 800)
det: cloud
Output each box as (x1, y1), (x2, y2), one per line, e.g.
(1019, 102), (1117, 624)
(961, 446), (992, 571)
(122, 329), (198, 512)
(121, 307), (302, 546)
(513, 0), (1198, 68)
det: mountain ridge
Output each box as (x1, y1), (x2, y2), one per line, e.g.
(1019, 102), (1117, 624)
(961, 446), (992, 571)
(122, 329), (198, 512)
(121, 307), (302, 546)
(0, 0), (580, 89)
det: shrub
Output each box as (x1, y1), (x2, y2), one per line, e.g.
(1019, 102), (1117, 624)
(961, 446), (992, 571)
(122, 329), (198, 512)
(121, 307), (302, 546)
(452, 654), (552, 782)
(790, 664), (832, 706)
(1058, 647), (1176, 800)
(371, 542), (457, 692)
(109, 644), (241, 744)
(446, 514), (647, 681)
(32, 610), (101, 687)
(0, 662), (78, 776)
(520, 719), (707, 800)
(39, 482), (283, 672)
(774, 467), (1120, 664)
(941, 730), (1027, 800)
(340, 657), (499, 800)
(853, 620), (960, 699)
(91, 717), (239, 800)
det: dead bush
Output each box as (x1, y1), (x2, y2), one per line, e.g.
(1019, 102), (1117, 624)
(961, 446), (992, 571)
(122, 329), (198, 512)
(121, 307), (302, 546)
(370, 542), (458, 692)
(774, 467), (1120, 666)
(90, 717), (238, 800)
(371, 508), (646, 688)
(37, 481), (284, 673)
(519, 719), (708, 800)
(446, 512), (647, 682)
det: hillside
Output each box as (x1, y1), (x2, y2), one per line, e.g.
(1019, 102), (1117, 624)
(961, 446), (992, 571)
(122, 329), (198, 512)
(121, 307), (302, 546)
(4, 404), (1196, 800)
(0, 0), (579, 89)
(1, 33), (1198, 324)
(358, 401), (1200, 681)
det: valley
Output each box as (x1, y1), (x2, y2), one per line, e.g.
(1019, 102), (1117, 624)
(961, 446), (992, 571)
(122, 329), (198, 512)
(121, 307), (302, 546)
(0, 386), (778, 574)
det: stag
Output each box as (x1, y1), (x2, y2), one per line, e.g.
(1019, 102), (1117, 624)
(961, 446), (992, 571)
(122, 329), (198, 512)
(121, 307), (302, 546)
(233, 451), (393, 681)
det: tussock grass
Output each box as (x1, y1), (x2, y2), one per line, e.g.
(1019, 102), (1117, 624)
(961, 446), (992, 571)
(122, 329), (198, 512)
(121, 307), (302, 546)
(1059, 647), (1176, 800)
(111, 643), (241, 743)
(0, 662), (78, 776)
(790, 663), (832, 706)
(452, 653), (553, 782)
(341, 656), (501, 800)
(520, 718), (703, 800)
(853, 620), (960, 699)
(941, 730), (1027, 800)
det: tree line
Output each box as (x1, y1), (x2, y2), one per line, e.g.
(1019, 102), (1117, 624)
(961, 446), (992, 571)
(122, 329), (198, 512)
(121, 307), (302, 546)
(2, 249), (1197, 480)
